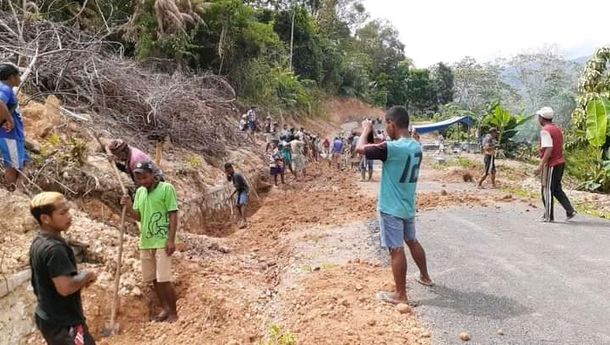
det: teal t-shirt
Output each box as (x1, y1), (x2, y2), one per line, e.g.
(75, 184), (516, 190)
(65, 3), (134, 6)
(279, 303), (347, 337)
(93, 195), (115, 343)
(133, 182), (179, 249)
(366, 137), (422, 219)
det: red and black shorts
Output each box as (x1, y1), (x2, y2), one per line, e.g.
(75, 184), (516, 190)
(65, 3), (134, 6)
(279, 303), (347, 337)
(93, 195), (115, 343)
(36, 315), (96, 345)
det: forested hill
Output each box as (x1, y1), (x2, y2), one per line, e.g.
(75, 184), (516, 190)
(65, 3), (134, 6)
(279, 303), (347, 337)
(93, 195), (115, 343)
(1, 0), (594, 124)
(0, 0), (451, 116)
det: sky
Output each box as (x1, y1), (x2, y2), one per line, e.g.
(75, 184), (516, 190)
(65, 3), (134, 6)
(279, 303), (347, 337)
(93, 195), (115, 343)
(362, 0), (610, 67)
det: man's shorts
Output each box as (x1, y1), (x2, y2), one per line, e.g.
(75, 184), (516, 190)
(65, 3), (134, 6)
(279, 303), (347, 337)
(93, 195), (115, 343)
(379, 212), (417, 249)
(360, 159), (373, 171)
(270, 166), (283, 176)
(248, 121), (257, 131)
(236, 191), (249, 206)
(140, 248), (172, 283)
(0, 138), (27, 169)
(35, 315), (96, 345)
(483, 155), (496, 175)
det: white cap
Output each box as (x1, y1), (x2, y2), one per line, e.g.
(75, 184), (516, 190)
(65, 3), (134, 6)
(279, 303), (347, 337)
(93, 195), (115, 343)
(536, 106), (554, 120)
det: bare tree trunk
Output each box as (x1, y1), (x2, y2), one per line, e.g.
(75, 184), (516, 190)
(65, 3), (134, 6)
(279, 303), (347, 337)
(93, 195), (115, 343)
(289, 7), (295, 72)
(218, 20), (227, 74)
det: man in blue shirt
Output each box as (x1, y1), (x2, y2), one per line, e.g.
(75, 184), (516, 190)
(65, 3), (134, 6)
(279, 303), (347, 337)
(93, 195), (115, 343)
(356, 106), (432, 305)
(0, 63), (27, 191)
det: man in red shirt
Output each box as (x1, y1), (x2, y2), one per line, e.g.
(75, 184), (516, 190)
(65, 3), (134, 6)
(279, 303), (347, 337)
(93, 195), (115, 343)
(533, 107), (576, 222)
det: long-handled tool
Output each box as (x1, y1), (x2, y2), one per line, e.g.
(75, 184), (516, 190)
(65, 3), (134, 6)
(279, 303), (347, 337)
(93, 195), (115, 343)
(89, 131), (128, 337)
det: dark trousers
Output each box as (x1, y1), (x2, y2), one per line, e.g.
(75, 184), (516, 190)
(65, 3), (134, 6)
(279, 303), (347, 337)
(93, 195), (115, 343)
(541, 163), (574, 221)
(36, 315), (96, 345)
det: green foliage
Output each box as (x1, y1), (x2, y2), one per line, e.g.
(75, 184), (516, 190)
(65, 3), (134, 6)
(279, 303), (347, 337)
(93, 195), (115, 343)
(28, 0), (457, 117)
(262, 324), (297, 345)
(186, 155), (204, 169)
(483, 104), (525, 143)
(565, 145), (610, 192)
(585, 97), (609, 148)
(574, 201), (610, 219)
(453, 157), (478, 169)
(432, 62), (454, 105)
(567, 46), (610, 191)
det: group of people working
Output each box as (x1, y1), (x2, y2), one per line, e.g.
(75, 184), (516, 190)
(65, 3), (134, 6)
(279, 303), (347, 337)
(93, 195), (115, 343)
(1, 58), (579, 345)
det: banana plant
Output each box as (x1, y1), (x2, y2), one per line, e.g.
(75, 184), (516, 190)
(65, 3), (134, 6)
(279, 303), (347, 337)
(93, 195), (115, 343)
(486, 105), (513, 142)
(585, 97), (610, 150)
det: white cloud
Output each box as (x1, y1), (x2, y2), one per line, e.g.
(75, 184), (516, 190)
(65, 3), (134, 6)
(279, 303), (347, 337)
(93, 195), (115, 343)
(362, 0), (610, 67)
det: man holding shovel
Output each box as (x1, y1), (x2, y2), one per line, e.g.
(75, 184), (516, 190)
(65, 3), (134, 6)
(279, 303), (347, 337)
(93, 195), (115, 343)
(533, 107), (576, 222)
(478, 127), (499, 188)
(225, 163), (249, 229)
(122, 161), (179, 322)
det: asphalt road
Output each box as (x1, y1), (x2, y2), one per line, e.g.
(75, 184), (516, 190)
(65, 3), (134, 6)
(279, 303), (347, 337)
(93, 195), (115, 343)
(409, 201), (610, 345)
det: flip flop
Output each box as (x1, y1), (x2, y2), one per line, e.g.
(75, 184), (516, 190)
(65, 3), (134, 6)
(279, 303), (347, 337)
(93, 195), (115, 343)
(416, 278), (434, 287)
(376, 291), (406, 305)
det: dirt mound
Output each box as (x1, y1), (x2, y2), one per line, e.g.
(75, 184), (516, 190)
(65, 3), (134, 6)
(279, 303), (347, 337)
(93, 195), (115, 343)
(283, 263), (431, 345)
(442, 167), (479, 183)
(418, 191), (490, 210)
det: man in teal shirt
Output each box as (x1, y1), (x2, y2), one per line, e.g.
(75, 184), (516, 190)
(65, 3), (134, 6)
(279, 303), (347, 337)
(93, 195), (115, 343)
(123, 161), (179, 322)
(356, 106), (432, 305)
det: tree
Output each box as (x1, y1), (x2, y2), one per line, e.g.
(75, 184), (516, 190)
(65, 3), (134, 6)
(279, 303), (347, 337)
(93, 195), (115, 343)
(452, 57), (520, 115)
(406, 68), (437, 115)
(273, 5), (323, 82)
(504, 50), (580, 124)
(432, 62), (454, 105)
(356, 20), (405, 75)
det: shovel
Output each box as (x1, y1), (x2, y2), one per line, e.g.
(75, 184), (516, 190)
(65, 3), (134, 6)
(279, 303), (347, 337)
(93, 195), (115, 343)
(89, 131), (128, 337)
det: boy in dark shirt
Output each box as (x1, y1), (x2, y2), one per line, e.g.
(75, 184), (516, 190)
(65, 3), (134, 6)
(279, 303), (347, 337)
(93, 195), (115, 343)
(29, 192), (97, 345)
(225, 163), (250, 229)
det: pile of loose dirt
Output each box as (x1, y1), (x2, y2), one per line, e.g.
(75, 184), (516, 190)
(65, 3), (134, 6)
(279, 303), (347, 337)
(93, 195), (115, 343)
(281, 263), (431, 345)
(47, 162), (388, 345)
(441, 167), (480, 184)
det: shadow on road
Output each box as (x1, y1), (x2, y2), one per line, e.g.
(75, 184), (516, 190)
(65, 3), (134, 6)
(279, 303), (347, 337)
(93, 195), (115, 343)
(417, 284), (532, 320)
(563, 219), (610, 229)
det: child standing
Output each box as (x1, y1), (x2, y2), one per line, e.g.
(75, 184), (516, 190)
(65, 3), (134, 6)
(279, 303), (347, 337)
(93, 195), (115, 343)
(122, 161), (179, 322)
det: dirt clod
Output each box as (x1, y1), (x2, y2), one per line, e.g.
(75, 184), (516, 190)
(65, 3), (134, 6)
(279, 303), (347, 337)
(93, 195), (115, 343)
(459, 331), (471, 341)
(396, 303), (411, 314)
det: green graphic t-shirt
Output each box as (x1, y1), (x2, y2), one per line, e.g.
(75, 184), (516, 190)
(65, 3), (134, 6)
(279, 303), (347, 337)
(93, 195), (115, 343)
(133, 182), (179, 249)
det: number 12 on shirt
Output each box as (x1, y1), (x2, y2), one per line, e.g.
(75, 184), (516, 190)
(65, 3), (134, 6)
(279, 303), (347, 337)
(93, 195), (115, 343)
(399, 151), (422, 183)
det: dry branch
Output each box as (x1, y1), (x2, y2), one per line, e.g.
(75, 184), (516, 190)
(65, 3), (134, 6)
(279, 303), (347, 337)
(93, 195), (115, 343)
(0, 10), (242, 161)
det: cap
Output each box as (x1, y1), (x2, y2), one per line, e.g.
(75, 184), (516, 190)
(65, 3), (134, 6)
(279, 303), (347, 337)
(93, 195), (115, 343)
(489, 127), (498, 133)
(536, 106), (554, 120)
(133, 161), (155, 174)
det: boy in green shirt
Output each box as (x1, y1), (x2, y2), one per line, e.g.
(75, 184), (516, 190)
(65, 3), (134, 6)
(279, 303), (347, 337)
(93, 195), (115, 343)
(122, 161), (179, 322)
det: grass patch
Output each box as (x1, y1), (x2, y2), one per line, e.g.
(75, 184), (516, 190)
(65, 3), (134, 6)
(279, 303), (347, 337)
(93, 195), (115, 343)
(262, 324), (297, 345)
(501, 186), (535, 200)
(575, 202), (610, 219)
(454, 156), (478, 169)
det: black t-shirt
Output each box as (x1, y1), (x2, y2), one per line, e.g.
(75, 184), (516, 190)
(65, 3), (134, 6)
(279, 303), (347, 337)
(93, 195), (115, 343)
(231, 173), (249, 193)
(29, 232), (85, 326)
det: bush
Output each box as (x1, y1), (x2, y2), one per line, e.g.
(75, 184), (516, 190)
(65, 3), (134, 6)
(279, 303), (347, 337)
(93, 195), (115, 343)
(566, 145), (610, 191)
